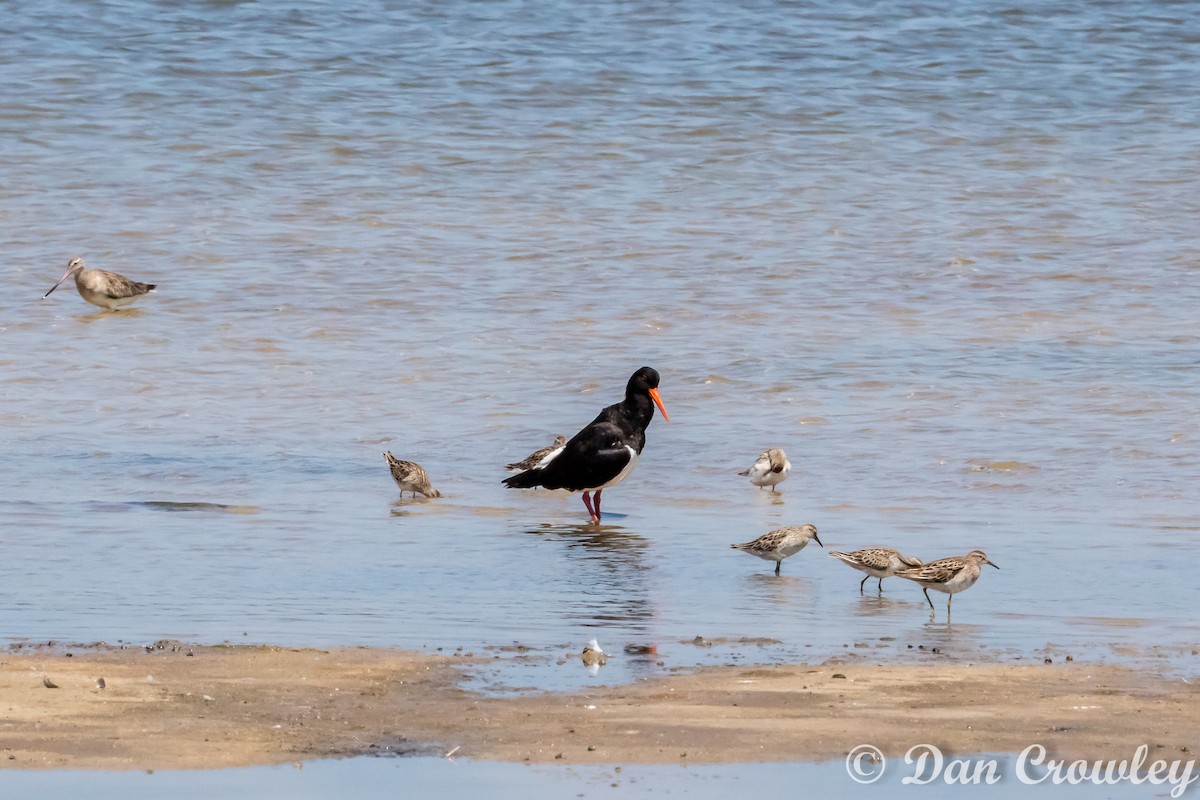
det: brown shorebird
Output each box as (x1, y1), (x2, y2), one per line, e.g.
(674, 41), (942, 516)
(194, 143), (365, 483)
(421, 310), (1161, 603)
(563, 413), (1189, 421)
(580, 638), (608, 668)
(731, 523), (823, 575)
(383, 452), (441, 498)
(505, 435), (566, 472)
(43, 257), (156, 310)
(896, 549), (999, 617)
(739, 448), (791, 491)
(828, 547), (924, 594)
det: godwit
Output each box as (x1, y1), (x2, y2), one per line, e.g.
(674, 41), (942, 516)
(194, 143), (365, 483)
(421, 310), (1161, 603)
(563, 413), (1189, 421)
(43, 257), (156, 310)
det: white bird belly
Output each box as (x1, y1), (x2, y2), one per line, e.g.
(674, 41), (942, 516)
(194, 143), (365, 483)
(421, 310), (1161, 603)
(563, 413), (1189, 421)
(591, 446), (639, 491)
(759, 465), (790, 486)
(930, 566), (981, 595)
(78, 286), (136, 310)
(747, 462), (790, 487)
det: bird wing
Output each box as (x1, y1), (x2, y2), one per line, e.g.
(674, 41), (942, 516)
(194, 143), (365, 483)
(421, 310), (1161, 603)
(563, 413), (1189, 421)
(833, 548), (892, 570)
(547, 421), (633, 489)
(387, 458), (424, 482)
(733, 529), (784, 552)
(739, 454), (769, 478)
(90, 269), (155, 298)
(849, 546), (897, 573)
(898, 557), (964, 584)
(506, 444), (552, 471)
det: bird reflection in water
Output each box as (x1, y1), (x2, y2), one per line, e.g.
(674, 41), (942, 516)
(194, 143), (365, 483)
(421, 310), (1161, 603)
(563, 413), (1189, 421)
(523, 522), (659, 674)
(846, 592), (921, 615)
(742, 571), (816, 608)
(915, 620), (986, 652)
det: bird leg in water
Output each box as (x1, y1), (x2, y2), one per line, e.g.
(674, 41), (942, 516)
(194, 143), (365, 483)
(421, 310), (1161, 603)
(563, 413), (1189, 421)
(593, 489), (603, 519)
(581, 492), (598, 523)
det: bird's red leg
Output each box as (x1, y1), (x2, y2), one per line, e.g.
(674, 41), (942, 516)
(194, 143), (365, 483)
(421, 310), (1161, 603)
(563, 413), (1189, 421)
(582, 491), (598, 523)
(593, 489), (603, 519)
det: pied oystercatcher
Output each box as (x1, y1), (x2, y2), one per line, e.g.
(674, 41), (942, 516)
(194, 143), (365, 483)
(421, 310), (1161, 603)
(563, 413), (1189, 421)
(503, 367), (668, 523)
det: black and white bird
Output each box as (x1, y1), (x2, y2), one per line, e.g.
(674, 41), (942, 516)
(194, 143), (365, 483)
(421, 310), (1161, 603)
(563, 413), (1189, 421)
(502, 367), (669, 523)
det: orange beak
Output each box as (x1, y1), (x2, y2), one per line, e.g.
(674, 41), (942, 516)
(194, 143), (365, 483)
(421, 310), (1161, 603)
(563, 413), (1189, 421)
(648, 387), (669, 423)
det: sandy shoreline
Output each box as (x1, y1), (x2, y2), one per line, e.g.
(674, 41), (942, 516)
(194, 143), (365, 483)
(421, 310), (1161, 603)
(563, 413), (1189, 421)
(0, 642), (1195, 771)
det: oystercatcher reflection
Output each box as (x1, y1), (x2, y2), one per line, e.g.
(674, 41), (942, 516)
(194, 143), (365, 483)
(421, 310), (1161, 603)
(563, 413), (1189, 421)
(503, 367), (669, 523)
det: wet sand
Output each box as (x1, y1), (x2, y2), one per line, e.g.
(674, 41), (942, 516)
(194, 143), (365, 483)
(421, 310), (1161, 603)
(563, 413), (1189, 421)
(1, 643), (1196, 770)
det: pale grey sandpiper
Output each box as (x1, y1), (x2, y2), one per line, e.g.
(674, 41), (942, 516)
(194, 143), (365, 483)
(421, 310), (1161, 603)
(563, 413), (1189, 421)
(383, 452), (441, 498)
(43, 256), (156, 311)
(895, 549), (998, 617)
(731, 523), (822, 575)
(828, 547), (924, 594)
(738, 448), (791, 491)
(580, 639), (608, 673)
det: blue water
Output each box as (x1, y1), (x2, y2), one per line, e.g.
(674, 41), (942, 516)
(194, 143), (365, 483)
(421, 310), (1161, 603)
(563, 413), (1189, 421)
(1, 0), (1198, 788)
(0, 757), (1164, 799)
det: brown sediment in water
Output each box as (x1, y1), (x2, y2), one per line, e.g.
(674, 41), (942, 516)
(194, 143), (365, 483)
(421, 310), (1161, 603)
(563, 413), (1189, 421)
(0, 643), (1196, 770)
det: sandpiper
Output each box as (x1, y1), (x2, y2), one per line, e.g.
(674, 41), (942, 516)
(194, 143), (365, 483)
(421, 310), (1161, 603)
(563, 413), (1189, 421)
(580, 638), (608, 669)
(43, 257), (157, 310)
(895, 549), (998, 617)
(739, 448), (791, 491)
(383, 452), (441, 498)
(506, 435), (567, 472)
(731, 523), (822, 575)
(828, 547), (924, 594)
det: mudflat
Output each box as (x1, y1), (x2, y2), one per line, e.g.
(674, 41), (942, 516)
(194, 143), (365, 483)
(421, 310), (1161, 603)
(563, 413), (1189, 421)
(1, 643), (1195, 770)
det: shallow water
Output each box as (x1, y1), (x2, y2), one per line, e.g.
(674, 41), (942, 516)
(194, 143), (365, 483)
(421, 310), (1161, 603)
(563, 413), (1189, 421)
(0, 757), (1167, 799)
(2, 0), (1199, 705)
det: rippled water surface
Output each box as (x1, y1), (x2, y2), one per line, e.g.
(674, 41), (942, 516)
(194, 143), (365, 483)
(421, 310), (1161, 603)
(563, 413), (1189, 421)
(0, 757), (1165, 799)
(2, 0), (1198, 694)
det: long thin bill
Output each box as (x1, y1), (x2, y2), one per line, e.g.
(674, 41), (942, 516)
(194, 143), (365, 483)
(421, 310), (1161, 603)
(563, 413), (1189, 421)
(43, 269), (74, 299)
(648, 387), (670, 423)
